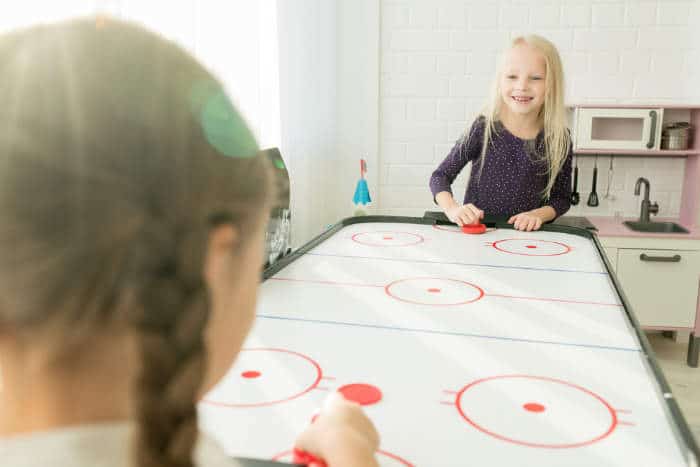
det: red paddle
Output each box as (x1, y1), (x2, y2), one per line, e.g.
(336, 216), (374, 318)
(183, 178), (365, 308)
(461, 223), (486, 234)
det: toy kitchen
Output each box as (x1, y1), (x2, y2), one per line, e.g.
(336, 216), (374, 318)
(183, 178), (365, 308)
(558, 104), (700, 368)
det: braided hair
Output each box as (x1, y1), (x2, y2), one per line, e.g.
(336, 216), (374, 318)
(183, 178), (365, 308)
(0, 18), (272, 467)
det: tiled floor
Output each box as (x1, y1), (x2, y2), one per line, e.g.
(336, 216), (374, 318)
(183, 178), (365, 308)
(647, 332), (700, 446)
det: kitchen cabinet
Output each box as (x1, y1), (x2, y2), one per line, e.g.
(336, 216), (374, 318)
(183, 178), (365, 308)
(598, 233), (700, 367)
(616, 248), (700, 328)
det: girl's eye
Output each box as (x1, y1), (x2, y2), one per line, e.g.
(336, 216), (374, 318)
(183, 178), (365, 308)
(531, 76), (543, 81)
(506, 75), (517, 80)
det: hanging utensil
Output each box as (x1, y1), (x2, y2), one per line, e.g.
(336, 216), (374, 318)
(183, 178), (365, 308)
(587, 155), (599, 207)
(570, 154), (580, 205)
(604, 155), (615, 200)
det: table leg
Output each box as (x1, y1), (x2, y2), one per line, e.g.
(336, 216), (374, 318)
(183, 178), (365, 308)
(688, 333), (699, 368)
(689, 283), (700, 368)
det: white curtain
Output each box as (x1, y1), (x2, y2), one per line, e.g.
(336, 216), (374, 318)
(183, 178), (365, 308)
(1, 1), (379, 248)
(122, 0), (281, 149)
(1, 0), (281, 149)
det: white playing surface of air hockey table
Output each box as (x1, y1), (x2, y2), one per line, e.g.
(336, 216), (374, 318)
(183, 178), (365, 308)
(199, 216), (700, 467)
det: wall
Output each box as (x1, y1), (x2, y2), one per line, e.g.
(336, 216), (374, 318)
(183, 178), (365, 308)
(276, 0), (338, 246)
(378, 0), (700, 220)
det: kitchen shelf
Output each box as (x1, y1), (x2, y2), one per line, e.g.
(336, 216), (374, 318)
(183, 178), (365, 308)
(568, 104), (699, 155)
(566, 102), (700, 110)
(574, 149), (700, 156)
(566, 103), (700, 231)
(569, 103), (700, 110)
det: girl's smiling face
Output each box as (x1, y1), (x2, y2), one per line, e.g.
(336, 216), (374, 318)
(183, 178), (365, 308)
(499, 43), (547, 119)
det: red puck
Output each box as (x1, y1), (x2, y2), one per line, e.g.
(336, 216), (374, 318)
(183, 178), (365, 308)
(461, 223), (486, 234)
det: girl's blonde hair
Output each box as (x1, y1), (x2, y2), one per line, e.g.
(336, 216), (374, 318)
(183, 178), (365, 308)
(477, 35), (570, 200)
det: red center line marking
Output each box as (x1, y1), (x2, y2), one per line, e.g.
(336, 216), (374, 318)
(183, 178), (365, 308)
(486, 293), (622, 307)
(270, 277), (384, 288)
(270, 278), (621, 306)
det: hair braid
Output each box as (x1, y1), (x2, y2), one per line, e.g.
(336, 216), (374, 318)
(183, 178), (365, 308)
(131, 228), (210, 467)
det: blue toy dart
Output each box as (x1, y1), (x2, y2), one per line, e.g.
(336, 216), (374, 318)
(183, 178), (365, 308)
(353, 158), (371, 214)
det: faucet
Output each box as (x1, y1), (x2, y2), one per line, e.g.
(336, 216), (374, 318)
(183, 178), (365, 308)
(633, 177), (659, 223)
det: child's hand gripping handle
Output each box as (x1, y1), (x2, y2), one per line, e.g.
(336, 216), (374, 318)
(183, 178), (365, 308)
(293, 392), (380, 467)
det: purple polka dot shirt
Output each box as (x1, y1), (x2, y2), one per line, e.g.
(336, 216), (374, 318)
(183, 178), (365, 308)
(430, 117), (573, 218)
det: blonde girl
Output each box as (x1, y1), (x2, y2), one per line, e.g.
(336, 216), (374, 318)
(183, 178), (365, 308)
(430, 35), (572, 232)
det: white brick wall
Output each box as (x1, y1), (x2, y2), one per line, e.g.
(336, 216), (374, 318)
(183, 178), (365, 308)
(378, 0), (700, 219)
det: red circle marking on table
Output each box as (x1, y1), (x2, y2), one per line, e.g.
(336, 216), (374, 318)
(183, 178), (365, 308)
(351, 231), (425, 247)
(338, 383), (383, 406)
(428, 288), (441, 293)
(385, 277), (485, 306)
(241, 371), (261, 379)
(202, 348), (323, 408)
(523, 402), (546, 413)
(491, 239), (572, 257)
(455, 375), (618, 448)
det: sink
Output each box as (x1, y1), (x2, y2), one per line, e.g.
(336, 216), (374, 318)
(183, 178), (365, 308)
(623, 221), (689, 234)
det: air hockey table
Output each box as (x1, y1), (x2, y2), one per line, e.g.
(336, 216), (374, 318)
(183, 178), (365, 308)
(199, 215), (700, 467)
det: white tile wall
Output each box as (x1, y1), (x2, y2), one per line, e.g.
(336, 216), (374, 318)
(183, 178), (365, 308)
(378, 0), (700, 219)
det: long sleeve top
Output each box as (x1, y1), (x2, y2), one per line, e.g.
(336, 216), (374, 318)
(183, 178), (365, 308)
(429, 117), (572, 218)
(1, 422), (239, 467)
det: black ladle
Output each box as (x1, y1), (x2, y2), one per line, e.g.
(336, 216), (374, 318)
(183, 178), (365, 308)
(587, 155), (599, 207)
(570, 155), (580, 205)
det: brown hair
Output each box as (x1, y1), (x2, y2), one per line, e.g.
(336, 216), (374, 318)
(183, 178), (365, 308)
(0, 18), (272, 467)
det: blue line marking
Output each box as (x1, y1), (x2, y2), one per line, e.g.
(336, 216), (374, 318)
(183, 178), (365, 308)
(305, 252), (607, 275)
(256, 314), (641, 353)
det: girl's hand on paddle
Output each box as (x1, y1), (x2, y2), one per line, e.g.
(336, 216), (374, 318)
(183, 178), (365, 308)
(445, 203), (483, 227)
(294, 392), (380, 467)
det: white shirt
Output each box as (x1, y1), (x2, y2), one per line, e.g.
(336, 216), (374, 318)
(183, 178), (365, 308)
(0, 422), (243, 467)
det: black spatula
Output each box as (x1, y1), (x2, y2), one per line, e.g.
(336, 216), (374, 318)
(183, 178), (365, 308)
(587, 155), (599, 207)
(570, 155), (580, 205)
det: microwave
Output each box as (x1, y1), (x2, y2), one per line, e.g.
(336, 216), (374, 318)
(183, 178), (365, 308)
(574, 107), (663, 151)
